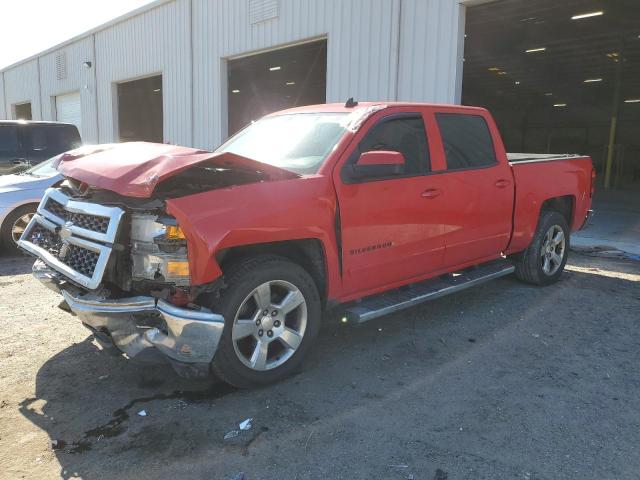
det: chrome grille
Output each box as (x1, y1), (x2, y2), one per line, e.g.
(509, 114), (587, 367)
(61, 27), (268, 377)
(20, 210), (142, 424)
(44, 198), (68, 220)
(18, 188), (124, 290)
(69, 212), (109, 234)
(64, 245), (100, 277)
(28, 224), (62, 255)
(44, 198), (110, 234)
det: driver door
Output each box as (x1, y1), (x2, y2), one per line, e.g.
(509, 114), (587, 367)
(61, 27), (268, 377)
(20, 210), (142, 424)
(333, 111), (446, 297)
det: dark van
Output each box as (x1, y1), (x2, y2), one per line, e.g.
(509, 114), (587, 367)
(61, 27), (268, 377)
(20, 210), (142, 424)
(0, 121), (81, 175)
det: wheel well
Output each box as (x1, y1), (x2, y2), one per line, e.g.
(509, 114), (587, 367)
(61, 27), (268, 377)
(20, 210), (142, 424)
(216, 239), (328, 305)
(1, 202), (39, 232)
(540, 196), (574, 228)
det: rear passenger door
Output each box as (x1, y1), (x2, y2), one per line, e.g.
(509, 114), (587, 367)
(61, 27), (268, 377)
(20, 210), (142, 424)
(430, 110), (514, 267)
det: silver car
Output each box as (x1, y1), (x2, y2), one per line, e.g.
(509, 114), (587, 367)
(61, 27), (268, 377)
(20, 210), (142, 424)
(0, 157), (62, 254)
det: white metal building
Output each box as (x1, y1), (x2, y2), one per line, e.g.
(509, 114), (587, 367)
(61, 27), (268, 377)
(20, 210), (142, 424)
(0, 0), (483, 150)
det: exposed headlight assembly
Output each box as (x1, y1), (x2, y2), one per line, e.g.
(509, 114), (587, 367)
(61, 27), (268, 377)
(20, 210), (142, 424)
(130, 213), (190, 285)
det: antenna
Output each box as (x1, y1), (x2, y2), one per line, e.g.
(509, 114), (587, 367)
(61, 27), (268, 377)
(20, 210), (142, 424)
(345, 97), (358, 108)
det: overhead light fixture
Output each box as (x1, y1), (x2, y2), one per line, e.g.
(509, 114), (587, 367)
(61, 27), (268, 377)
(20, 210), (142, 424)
(525, 47), (546, 53)
(153, 88), (161, 92)
(515, 81), (521, 85)
(285, 81), (296, 85)
(553, 103), (567, 107)
(544, 93), (553, 96)
(497, 71), (507, 75)
(488, 67), (501, 71)
(269, 66), (281, 71)
(624, 99), (640, 103)
(571, 11), (603, 20)
(584, 78), (603, 83)
(232, 89), (240, 93)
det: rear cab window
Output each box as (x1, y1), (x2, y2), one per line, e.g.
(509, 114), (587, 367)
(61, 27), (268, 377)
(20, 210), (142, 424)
(435, 113), (497, 170)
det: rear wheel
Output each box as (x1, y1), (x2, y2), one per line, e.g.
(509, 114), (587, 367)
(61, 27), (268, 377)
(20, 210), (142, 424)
(515, 210), (570, 285)
(206, 255), (321, 388)
(1, 204), (36, 255)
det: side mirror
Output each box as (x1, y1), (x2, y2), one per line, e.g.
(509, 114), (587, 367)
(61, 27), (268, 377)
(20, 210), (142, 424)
(350, 150), (405, 179)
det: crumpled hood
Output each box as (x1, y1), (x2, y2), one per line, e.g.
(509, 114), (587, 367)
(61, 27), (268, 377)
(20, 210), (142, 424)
(56, 142), (298, 198)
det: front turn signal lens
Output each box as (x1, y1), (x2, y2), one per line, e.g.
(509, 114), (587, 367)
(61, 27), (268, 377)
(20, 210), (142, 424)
(166, 225), (186, 240)
(167, 261), (190, 277)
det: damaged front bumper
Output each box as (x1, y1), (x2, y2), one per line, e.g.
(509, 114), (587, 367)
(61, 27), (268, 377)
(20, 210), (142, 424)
(34, 261), (224, 378)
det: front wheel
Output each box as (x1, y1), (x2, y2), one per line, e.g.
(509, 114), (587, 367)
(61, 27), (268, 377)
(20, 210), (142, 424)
(206, 255), (321, 388)
(514, 210), (570, 285)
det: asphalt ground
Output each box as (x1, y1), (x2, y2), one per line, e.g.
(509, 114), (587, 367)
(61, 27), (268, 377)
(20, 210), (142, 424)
(1, 251), (639, 480)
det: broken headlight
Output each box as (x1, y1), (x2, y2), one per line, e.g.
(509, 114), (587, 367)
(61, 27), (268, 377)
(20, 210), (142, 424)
(130, 213), (190, 286)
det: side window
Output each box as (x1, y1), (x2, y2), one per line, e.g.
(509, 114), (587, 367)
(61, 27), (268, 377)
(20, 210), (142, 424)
(26, 126), (50, 161)
(435, 113), (497, 170)
(0, 126), (20, 161)
(356, 115), (430, 175)
(51, 126), (81, 151)
(25, 126), (79, 161)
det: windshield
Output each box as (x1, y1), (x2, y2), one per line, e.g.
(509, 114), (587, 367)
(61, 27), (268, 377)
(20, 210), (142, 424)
(24, 157), (59, 177)
(217, 113), (349, 174)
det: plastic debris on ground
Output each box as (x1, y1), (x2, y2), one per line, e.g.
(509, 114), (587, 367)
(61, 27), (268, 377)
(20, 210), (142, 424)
(137, 410), (147, 417)
(224, 430), (240, 440)
(239, 418), (253, 430)
(51, 439), (66, 450)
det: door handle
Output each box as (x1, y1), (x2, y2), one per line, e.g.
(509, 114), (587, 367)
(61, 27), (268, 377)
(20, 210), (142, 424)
(495, 179), (511, 188)
(421, 188), (442, 199)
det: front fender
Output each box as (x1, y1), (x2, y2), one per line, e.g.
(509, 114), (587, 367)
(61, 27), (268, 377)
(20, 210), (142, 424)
(165, 175), (341, 296)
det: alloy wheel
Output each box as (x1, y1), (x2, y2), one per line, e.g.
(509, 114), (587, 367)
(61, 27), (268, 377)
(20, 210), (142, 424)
(540, 225), (565, 275)
(231, 280), (307, 371)
(11, 213), (34, 245)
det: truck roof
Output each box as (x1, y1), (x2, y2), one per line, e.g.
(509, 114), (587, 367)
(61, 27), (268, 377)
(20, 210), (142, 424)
(272, 102), (490, 115)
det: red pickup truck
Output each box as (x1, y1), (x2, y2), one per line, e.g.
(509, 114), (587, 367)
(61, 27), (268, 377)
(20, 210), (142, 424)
(19, 102), (594, 387)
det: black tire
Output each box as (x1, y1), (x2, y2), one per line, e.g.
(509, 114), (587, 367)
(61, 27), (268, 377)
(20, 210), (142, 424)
(204, 255), (322, 388)
(514, 210), (570, 286)
(1, 204), (37, 255)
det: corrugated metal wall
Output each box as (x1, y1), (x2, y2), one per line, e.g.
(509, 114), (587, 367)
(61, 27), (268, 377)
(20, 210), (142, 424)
(38, 36), (97, 141)
(192, 0), (403, 148)
(0, 73), (5, 118)
(398, 0), (466, 103)
(3, 60), (41, 119)
(94, 0), (192, 145)
(1, 0), (467, 149)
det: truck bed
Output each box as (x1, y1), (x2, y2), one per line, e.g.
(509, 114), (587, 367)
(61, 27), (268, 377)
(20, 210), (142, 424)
(507, 153), (586, 164)
(507, 153), (593, 254)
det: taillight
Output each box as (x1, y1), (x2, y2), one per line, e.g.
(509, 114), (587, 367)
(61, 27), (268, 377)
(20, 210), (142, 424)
(590, 168), (596, 197)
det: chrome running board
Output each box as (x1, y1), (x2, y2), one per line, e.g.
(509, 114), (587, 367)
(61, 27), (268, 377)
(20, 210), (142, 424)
(344, 259), (515, 324)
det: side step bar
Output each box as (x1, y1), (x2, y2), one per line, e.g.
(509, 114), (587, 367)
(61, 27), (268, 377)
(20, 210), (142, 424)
(344, 259), (515, 324)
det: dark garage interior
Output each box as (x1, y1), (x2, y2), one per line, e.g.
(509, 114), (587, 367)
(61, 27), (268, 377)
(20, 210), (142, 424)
(14, 102), (32, 121)
(463, 0), (640, 190)
(227, 39), (327, 135)
(117, 75), (163, 143)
